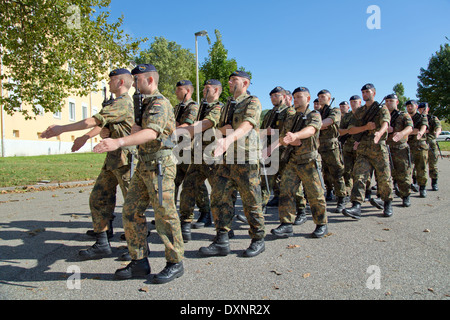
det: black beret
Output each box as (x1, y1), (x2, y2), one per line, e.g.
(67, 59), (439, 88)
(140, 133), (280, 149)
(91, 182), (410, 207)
(229, 70), (251, 79)
(270, 86), (284, 95)
(131, 64), (157, 75)
(317, 89), (331, 96)
(176, 80), (193, 87)
(418, 102), (428, 109)
(204, 79), (222, 86)
(349, 95), (361, 101)
(109, 68), (131, 77)
(385, 93), (398, 100)
(293, 87), (310, 95)
(405, 99), (418, 106)
(339, 101), (349, 106)
(361, 83), (375, 91)
(313, 98), (319, 103)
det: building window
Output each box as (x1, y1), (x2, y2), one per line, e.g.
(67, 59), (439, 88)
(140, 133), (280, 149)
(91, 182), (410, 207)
(37, 132), (42, 139)
(53, 110), (61, 119)
(82, 104), (88, 119)
(13, 130), (19, 138)
(69, 101), (76, 121)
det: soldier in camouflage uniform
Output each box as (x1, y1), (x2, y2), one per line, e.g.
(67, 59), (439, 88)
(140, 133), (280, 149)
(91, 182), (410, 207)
(199, 71), (266, 258)
(316, 89), (348, 213)
(270, 86), (328, 238)
(93, 64), (184, 284)
(386, 94), (413, 207)
(41, 68), (136, 259)
(342, 83), (393, 218)
(418, 102), (442, 191)
(176, 79), (223, 241)
(406, 100), (429, 198)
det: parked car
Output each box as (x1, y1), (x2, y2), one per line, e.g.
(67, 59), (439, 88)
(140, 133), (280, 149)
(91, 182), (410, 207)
(436, 131), (450, 142)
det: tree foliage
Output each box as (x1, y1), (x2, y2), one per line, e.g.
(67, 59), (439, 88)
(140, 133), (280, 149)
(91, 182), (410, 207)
(392, 82), (409, 111)
(0, 0), (146, 119)
(417, 42), (450, 121)
(200, 30), (251, 104)
(135, 36), (196, 107)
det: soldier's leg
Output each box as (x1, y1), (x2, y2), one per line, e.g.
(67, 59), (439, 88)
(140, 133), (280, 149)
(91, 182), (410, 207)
(174, 163), (189, 203)
(179, 164), (201, 223)
(278, 162), (302, 224)
(350, 154), (373, 204)
(391, 147), (412, 198)
(299, 161), (327, 237)
(150, 164), (184, 264)
(413, 149), (428, 189)
(90, 168), (119, 233)
(428, 142), (439, 190)
(236, 164), (265, 241)
(370, 144), (393, 202)
(210, 164), (236, 233)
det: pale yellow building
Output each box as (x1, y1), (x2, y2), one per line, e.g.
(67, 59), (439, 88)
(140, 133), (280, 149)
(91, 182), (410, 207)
(0, 62), (132, 157)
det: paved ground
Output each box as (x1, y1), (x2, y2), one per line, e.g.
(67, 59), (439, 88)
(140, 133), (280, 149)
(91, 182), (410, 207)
(0, 157), (449, 304)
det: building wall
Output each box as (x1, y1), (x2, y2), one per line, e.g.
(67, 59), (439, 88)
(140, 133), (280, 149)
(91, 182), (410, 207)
(1, 85), (108, 157)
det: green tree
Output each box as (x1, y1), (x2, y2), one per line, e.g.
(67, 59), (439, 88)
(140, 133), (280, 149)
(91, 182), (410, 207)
(0, 0), (145, 119)
(392, 82), (409, 111)
(135, 36), (196, 107)
(200, 29), (251, 104)
(417, 42), (450, 121)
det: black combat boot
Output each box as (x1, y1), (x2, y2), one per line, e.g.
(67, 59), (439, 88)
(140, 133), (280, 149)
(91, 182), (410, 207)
(181, 222), (191, 243)
(199, 231), (230, 257)
(383, 200), (393, 217)
(79, 231), (112, 260)
(335, 196), (348, 213)
(431, 179), (438, 191)
(325, 189), (334, 201)
(114, 258), (151, 280)
(312, 224), (328, 238)
(342, 202), (362, 220)
(419, 185), (427, 198)
(402, 196), (411, 207)
(270, 223), (294, 238)
(86, 218), (114, 239)
(243, 239), (265, 257)
(192, 211), (212, 229)
(369, 197), (384, 210)
(152, 261), (184, 284)
(294, 208), (307, 225)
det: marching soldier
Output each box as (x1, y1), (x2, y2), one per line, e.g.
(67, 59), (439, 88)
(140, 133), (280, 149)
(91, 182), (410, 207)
(386, 94), (413, 207)
(316, 89), (348, 212)
(93, 64), (184, 284)
(407, 100), (429, 198)
(342, 83), (393, 218)
(271, 86), (328, 238)
(177, 79), (224, 241)
(418, 102), (442, 191)
(199, 71), (266, 258)
(41, 68), (136, 259)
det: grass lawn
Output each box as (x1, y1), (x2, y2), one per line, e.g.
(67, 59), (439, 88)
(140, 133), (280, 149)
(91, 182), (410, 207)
(438, 141), (450, 151)
(0, 153), (105, 188)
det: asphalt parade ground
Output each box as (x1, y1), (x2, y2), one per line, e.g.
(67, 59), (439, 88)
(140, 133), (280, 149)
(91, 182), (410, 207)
(0, 157), (449, 304)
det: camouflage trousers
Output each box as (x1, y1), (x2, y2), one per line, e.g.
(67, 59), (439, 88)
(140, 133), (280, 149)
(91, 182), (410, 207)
(211, 163), (265, 240)
(351, 141), (393, 203)
(122, 159), (183, 263)
(342, 146), (356, 191)
(319, 148), (347, 198)
(90, 165), (130, 233)
(261, 160), (306, 209)
(179, 162), (215, 223)
(410, 148), (429, 187)
(428, 140), (439, 179)
(175, 163), (210, 212)
(279, 159), (327, 225)
(389, 144), (412, 198)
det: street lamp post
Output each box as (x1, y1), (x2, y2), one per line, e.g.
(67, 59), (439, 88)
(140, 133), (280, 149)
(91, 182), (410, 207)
(195, 30), (208, 104)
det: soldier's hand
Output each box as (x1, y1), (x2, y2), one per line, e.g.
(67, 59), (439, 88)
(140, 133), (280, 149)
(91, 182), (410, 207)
(72, 135), (89, 152)
(392, 132), (403, 142)
(214, 137), (231, 157)
(93, 138), (120, 153)
(416, 132), (423, 140)
(100, 127), (111, 139)
(353, 141), (360, 151)
(131, 124), (142, 135)
(218, 124), (233, 136)
(283, 132), (301, 146)
(366, 122), (376, 131)
(374, 131), (382, 144)
(41, 125), (62, 139)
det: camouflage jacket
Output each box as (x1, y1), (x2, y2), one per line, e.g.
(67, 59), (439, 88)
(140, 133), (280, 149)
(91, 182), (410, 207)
(93, 93), (136, 170)
(387, 110), (413, 148)
(426, 114), (441, 142)
(408, 112), (429, 147)
(319, 107), (341, 151)
(175, 98), (199, 125)
(281, 108), (322, 164)
(138, 89), (176, 168)
(354, 102), (391, 146)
